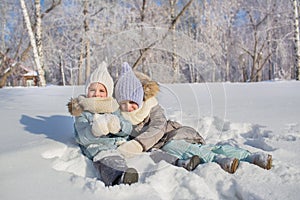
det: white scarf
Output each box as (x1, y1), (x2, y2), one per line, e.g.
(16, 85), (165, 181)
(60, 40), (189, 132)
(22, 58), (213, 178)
(78, 95), (119, 113)
(121, 97), (158, 125)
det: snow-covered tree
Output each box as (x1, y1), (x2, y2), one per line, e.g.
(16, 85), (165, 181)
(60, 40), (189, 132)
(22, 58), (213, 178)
(292, 0), (300, 80)
(20, 0), (46, 86)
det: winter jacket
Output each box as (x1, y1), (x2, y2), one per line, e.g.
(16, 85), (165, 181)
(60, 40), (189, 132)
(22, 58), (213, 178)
(121, 73), (206, 152)
(68, 95), (132, 160)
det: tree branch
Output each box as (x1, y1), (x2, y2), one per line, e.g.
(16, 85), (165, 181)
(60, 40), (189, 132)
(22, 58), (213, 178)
(132, 0), (194, 69)
(42, 0), (62, 18)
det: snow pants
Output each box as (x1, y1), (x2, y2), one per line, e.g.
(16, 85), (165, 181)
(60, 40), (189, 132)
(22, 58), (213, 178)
(149, 149), (179, 165)
(162, 140), (251, 163)
(93, 155), (128, 186)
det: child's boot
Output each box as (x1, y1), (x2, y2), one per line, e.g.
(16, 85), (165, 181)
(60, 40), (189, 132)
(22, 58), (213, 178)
(120, 168), (139, 185)
(176, 155), (202, 171)
(215, 157), (239, 174)
(247, 152), (272, 170)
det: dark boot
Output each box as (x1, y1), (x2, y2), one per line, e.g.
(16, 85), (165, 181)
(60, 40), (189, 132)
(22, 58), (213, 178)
(176, 155), (202, 171)
(120, 168), (139, 185)
(94, 155), (128, 186)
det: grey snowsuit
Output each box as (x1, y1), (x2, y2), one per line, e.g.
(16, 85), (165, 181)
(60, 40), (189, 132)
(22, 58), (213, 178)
(123, 101), (206, 165)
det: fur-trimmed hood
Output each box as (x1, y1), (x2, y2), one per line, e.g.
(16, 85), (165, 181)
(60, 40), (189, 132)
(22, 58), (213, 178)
(134, 71), (160, 101)
(67, 71), (160, 116)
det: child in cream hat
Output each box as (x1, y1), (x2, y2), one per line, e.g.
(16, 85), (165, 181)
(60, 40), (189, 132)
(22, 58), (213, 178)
(68, 61), (138, 186)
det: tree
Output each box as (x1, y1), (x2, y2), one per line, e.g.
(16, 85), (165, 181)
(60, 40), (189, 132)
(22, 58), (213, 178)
(1, 0), (297, 85)
(77, 0), (91, 85)
(20, 0), (46, 86)
(293, 0), (300, 80)
(131, 0), (194, 70)
(240, 12), (272, 82)
(197, 0), (241, 82)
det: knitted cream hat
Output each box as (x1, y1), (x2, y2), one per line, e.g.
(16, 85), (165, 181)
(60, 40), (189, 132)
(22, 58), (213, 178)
(85, 61), (114, 97)
(115, 62), (144, 108)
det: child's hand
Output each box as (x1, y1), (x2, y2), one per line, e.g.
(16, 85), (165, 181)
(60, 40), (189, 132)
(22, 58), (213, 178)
(91, 114), (110, 137)
(117, 140), (143, 158)
(106, 114), (121, 133)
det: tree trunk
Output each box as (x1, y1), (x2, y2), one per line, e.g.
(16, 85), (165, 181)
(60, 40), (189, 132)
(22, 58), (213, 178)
(293, 0), (300, 80)
(84, 0), (90, 82)
(170, 0), (179, 82)
(77, 40), (84, 85)
(188, 63), (194, 82)
(225, 59), (230, 82)
(20, 0), (46, 86)
(242, 66), (247, 82)
(60, 54), (66, 86)
(77, 0), (90, 85)
(35, 0), (43, 69)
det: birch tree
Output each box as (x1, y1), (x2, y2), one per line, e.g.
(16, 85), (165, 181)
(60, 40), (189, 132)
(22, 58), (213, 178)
(170, 0), (178, 81)
(77, 0), (89, 85)
(20, 0), (46, 86)
(293, 0), (300, 80)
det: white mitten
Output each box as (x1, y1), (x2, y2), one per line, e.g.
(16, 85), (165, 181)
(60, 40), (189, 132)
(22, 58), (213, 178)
(117, 140), (143, 158)
(91, 113), (109, 137)
(105, 114), (121, 134)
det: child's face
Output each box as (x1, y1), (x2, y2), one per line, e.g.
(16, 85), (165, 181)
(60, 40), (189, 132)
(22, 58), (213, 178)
(120, 100), (139, 112)
(87, 82), (107, 98)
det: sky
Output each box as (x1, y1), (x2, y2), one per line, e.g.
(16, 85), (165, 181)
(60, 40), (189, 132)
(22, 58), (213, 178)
(0, 81), (299, 200)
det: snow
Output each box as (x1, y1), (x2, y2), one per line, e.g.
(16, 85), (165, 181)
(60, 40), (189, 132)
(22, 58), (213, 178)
(23, 71), (38, 76)
(0, 81), (300, 200)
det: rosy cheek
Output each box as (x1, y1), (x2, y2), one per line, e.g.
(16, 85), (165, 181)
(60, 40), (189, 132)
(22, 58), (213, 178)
(87, 92), (93, 98)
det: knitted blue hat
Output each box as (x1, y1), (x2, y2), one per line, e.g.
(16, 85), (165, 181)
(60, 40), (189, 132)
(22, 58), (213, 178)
(115, 62), (144, 108)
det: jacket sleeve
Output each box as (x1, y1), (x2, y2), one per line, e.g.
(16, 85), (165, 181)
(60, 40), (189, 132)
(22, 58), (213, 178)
(134, 105), (168, 151)
(74, 112), (96, 146)
(112, 110), (132, 137)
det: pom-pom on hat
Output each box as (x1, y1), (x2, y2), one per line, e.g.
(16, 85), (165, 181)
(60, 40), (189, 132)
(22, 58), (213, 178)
(115, 62), (144, 108)
(85, 61), (114, 97)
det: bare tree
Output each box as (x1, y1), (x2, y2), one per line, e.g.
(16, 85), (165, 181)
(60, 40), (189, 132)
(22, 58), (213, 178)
(132, 0), (194, 70)
(244, 12), (272, 82)
(0, 51), (16, 88)
(1, 0), (297, 85)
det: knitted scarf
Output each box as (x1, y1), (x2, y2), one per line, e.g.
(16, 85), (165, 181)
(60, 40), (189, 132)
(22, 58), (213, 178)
(78, 95), (119, 114)
(121, 97), (158, 125)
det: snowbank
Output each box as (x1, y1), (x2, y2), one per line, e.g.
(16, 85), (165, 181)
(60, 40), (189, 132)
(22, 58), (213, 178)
(0, 81), (299, 200)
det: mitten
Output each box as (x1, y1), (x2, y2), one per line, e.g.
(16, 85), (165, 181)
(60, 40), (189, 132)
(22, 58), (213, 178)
(91, 113), (109, 137)
(105, 114), (121, 134)
(117, 140), (143, 158)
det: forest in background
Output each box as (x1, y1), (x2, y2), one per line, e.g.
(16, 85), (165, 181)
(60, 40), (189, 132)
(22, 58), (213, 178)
(1, 0), (300, 86)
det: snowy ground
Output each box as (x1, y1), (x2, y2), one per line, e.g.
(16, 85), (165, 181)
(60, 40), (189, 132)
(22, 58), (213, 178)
(0, 81), (299, 200)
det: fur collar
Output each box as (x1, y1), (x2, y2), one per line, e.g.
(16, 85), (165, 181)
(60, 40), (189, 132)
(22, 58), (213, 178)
(67, 95), (119, 116)
(135, 71), (160, 101)
(121, 97), (158, 125)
